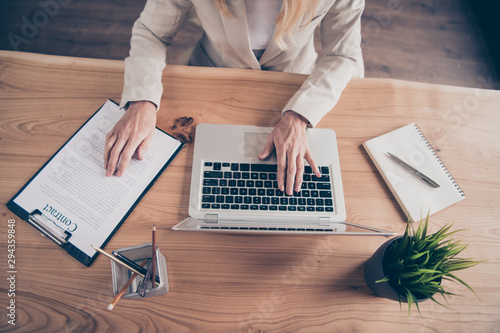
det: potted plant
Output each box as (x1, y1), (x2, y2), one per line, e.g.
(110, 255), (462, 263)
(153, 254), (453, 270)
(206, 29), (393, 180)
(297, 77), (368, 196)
(365, 214), (481, 314)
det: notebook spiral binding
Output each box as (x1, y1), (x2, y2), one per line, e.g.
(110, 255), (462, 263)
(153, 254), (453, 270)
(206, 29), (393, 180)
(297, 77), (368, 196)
(413, 124), (465, 197)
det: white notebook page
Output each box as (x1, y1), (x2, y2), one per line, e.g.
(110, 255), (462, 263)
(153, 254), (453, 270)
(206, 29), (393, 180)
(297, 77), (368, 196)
(363, 123), (465, 222)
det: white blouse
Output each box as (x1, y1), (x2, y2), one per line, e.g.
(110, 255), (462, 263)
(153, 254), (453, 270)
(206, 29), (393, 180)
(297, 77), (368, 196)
(244, 0), (283, 59)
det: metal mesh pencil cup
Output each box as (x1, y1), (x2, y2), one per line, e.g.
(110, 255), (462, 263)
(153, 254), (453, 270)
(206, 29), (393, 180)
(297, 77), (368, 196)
(111, 242), (168, 299)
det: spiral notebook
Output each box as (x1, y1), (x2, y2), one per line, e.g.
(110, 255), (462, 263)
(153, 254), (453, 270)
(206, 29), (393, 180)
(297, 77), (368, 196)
(363, 123), (465, 222)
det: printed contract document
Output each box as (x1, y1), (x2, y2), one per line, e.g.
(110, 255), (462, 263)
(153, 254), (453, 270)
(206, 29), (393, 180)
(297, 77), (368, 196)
(7, 100), (184, 266)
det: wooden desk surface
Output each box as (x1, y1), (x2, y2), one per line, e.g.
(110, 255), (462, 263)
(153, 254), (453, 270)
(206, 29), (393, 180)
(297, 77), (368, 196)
(1, 51), (499, 332)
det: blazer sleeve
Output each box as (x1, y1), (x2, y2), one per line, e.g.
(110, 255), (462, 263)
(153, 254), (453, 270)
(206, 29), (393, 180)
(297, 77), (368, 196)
(282, 0), (365, 127)
(120, 0), (193, 110)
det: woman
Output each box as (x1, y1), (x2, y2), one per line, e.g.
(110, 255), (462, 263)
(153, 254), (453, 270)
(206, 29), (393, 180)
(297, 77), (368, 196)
(104, 0), (364, 196)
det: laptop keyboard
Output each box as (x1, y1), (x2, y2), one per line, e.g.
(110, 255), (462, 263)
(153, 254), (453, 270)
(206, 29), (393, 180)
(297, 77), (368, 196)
(201, 162), (334, 213)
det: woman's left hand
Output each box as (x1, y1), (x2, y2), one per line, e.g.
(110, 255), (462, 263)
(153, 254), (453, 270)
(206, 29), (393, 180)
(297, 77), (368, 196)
(259, 111), (321, 195)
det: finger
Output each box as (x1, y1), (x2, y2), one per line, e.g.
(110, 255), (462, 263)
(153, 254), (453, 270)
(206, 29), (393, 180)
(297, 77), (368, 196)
(106, 135), (129, 177)
(114, 129), (149, 176)
(276, 146), (287, 192)
(259, 134), (275, 160)
(305, 149), (321, 177)
(134, 129), (155, 160)
(294, 155), (305, 193)
(114, 140), (137, 177)
(286, 149), (297, 196)
(104, 130), (117, 169)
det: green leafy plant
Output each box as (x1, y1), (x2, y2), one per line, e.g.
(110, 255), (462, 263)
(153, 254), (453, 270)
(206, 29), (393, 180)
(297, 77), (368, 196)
(377, 214), (481, 314)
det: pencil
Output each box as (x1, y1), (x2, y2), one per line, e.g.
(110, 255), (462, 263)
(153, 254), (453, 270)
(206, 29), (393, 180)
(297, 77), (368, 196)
(152, 225), (157, 285)
(92, 245), (141, 274)
(112, 251), (160, 285)
(112, 251), (147, 275)
(92, 245), (159, 286)
(91, 245), (160, 285)
(107, 259), (147, 311)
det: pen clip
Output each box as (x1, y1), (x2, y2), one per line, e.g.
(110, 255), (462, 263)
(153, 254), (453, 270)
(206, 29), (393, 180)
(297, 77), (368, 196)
(137, 259), (154, 297)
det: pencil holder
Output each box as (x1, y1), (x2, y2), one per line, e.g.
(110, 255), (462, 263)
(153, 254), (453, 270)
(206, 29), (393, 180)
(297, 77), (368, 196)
(111, 243), (169, 299)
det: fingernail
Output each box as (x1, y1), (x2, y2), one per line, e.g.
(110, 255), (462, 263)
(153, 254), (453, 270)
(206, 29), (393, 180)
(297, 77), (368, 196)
(106, 170), (111, 177)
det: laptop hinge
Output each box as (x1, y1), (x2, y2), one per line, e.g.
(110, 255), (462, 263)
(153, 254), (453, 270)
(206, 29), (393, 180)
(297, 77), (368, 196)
(204, 214), (219, 223)
(319, 217), (331, 226)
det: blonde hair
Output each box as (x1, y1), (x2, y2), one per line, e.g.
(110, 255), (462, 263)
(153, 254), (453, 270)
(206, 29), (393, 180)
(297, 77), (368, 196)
(214, 0), (318, 50)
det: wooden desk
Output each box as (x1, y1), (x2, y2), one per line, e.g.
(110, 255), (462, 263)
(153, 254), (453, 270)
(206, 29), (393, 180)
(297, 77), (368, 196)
(1, 51), (499, 332)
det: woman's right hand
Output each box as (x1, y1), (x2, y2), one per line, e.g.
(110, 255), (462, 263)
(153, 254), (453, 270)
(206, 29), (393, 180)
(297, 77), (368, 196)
(104, 100), (157, 177)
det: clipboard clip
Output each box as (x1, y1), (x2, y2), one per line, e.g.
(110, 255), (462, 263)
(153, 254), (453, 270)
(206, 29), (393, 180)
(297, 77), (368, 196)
(28, 209), (72, 246)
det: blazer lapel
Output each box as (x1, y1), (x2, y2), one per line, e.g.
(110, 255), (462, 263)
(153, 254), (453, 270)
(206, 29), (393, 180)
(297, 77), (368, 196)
(258, 3), (294, 66)
(219, 0), (261, 69)
(260, 4), (324, 66)
(258, 33), (287, 65)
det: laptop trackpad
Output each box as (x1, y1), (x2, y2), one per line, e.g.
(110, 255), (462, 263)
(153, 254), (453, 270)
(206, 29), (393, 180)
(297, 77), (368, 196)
(244, 132), (270, 158)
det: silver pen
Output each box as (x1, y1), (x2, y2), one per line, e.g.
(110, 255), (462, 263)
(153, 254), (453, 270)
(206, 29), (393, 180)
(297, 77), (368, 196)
(386, 152), (440, 188)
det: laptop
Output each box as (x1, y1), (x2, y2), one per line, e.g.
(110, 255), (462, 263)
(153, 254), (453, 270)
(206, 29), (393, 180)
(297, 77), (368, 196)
(173, 124), (395, 235)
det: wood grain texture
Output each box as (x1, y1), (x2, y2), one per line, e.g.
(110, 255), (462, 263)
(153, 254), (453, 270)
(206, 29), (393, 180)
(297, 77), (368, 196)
(0, 0), (498, 90)
(0, 51), (499, 332)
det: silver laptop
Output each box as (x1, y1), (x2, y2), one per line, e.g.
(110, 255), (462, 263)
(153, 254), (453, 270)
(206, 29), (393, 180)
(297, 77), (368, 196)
(173, 124), (395, 235)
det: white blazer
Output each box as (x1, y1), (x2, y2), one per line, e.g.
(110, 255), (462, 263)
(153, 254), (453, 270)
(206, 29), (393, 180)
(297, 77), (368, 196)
(121, 0), (364, 127)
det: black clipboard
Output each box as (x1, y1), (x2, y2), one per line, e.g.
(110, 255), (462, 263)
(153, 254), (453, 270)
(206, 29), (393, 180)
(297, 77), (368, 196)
(7, 100), (184, 266)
